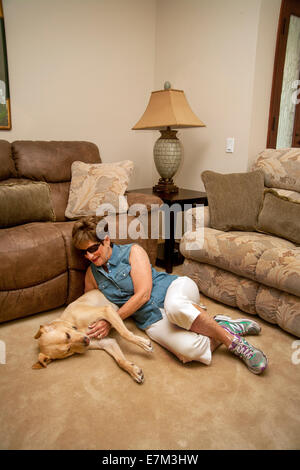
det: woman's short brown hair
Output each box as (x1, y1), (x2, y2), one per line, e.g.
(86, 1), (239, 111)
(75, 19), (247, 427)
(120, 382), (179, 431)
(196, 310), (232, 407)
(72, 216), (109, 249)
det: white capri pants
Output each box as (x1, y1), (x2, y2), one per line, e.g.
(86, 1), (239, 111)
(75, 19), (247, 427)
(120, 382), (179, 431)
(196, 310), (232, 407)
(145, 276), (212, 365)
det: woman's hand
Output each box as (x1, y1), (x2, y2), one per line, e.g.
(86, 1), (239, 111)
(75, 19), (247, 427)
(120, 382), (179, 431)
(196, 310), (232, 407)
(87, 319), (111, 339)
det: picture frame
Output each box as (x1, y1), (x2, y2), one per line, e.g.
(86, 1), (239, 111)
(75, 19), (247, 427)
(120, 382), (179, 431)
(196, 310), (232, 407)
(0, 0), (11, 129)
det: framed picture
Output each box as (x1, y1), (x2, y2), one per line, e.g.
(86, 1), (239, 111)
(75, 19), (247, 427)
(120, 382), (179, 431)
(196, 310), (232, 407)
(0, 0), (11, 129)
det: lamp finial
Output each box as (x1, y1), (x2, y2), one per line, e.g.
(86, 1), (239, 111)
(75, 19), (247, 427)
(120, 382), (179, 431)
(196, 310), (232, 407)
(164, 81), (171, 90)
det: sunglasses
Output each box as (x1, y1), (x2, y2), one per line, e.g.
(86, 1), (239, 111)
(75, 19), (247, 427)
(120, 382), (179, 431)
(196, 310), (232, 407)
(81, 242), (102, 256)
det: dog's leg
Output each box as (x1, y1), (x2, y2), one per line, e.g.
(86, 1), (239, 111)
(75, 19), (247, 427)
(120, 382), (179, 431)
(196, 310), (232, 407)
(84, 305), (153, 353)
(89, 338), (144, 384)
(103, 306), (153, 353)
(106, 307), (153, 352)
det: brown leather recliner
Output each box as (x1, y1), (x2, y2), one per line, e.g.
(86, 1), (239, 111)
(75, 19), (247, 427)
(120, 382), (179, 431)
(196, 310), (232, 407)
(0, 140), (162, 323)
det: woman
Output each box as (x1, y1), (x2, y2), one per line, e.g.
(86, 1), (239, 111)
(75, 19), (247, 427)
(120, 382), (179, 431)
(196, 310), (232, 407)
(72, 216), (268, 375)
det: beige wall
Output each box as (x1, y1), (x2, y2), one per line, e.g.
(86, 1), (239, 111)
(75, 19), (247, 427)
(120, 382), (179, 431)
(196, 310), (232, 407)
(1, 0), (157, 189)
(154, 0), (281, 190)
(248, 0), (282, 167)
(1, 0), (280, 189)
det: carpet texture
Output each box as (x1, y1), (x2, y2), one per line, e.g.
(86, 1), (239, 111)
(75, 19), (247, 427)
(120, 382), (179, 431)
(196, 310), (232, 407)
(0, 266), (300, 450)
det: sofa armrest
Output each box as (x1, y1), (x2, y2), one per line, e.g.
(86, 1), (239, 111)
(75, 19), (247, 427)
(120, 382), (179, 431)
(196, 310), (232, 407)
(125, 192), (162, 251)
(126, 192), (163, 212)
(185, 206), (211, 230)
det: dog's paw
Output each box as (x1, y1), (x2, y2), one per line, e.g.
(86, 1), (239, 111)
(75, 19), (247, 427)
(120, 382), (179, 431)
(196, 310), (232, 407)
(140, 338), (153, 353)
(130, 363), (144, 384)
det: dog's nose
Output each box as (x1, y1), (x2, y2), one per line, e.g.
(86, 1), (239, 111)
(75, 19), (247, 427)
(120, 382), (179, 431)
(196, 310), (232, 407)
(84, 336), (90, 345)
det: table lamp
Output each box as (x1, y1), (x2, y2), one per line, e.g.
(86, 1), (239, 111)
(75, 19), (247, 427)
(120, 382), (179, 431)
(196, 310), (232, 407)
(132, 82), (205, 193)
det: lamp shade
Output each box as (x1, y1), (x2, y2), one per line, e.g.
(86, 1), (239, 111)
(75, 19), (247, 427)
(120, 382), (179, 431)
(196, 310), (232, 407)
(132, 88), (205, 130)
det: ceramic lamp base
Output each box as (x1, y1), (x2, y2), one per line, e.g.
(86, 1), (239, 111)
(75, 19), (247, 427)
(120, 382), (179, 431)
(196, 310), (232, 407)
(153, 128), (181, 194)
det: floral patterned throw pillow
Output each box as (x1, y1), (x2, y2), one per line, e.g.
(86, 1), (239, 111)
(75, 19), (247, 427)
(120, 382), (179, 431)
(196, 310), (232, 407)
(65, 160), (134, 219)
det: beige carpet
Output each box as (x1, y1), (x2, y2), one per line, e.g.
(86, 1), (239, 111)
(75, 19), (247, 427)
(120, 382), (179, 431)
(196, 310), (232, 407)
(0, 265), (300, 450)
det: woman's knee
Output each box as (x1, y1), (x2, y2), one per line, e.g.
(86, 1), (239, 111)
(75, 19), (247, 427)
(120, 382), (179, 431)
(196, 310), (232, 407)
(164, 278), (201, 329)
(164, 301), (201, 330)
(163, 297), (178, 318)
(175, 336), (212, 365)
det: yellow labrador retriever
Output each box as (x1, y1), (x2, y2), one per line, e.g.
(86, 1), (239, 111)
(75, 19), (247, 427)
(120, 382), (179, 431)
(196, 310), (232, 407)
(32, 289), (153, 383)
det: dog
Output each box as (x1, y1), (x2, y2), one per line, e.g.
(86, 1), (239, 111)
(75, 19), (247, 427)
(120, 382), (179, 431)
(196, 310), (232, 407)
(32, 289), (153, 383)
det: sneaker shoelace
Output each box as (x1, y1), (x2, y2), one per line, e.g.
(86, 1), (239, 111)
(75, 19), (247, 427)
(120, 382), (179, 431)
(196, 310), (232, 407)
(232, 339), (255, 360)
(223, 324), (245, 337)
(219, 320), (249, 335)
(230, 323), (244, 334)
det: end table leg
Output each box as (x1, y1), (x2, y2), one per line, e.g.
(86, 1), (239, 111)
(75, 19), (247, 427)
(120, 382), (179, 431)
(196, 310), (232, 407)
(164, 210), (175, 273)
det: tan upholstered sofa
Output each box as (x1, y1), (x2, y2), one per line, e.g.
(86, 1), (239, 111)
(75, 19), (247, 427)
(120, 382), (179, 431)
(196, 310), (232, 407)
(180, 148), (300, 338)
(0, 140), (161, 323)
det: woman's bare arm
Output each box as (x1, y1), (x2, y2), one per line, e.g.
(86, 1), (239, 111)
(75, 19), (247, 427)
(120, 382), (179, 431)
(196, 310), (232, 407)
(116, 244), (153, 321)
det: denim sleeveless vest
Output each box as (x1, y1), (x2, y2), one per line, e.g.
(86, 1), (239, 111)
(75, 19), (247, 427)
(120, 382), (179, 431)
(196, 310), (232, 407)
(90, 243), (178, 330)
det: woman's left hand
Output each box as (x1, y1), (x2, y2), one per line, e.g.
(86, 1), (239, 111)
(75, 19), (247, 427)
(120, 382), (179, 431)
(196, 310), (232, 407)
(87, 319), (111, 339)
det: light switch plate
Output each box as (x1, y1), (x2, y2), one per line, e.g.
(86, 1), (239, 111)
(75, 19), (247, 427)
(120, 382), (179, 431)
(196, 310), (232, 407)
(226, 137), (234, 153)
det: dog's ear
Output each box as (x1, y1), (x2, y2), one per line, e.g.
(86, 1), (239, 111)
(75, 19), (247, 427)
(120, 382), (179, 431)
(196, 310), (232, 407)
(34, 325), (44, 339)
(32, 353), (52, 369)
(34, 324), (53, 339)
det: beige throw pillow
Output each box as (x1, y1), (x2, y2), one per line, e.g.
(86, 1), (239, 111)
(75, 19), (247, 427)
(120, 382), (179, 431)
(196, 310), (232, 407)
(257, 189), (300, 244)
(201, 170), (265, 231)
(0, 181), (55, 228)
(65, 160), (134, 219)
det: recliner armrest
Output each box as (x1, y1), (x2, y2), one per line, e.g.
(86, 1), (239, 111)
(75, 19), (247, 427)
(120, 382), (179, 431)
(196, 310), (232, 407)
(185, 206), (211, 230)
(126, 192), (163, 212)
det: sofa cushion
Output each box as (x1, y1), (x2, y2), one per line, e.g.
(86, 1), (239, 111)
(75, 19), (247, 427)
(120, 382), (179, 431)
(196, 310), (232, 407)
(180, 228), (300, 297)
(0, 181), (56, 228)
(256, 247), (300, 297)
(257, 190), (300, 245)
(65, 160), (134, 219)
(12, 141), (101, 182)
(0, 140), (16, 180)
(201, 170), (264, 231)
(253, 148), (300, 192)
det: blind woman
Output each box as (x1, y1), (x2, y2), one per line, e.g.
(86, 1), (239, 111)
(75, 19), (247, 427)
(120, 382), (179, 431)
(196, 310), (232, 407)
(72, 216), (268, 375)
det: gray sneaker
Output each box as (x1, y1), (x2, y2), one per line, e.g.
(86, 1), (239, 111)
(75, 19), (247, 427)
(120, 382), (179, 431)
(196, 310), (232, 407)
(214, 314), (261, 336)
(228, 335), (268, 375)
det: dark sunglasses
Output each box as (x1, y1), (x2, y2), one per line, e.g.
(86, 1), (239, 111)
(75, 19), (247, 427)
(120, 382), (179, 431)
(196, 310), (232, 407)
(81, 242), (102, 256)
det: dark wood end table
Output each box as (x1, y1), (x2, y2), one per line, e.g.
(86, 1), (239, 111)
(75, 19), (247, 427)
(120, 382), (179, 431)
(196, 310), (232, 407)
(127, 188), (207, 273)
